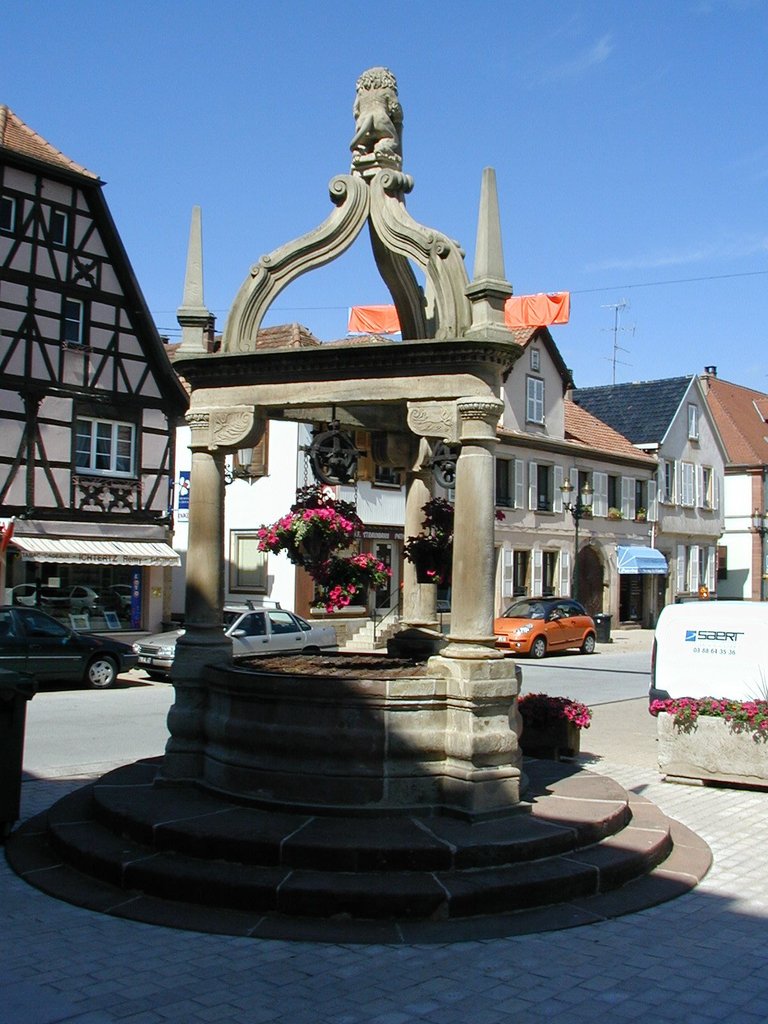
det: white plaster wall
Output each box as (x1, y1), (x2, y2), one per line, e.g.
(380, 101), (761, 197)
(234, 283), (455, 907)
(501, 344), (565, 439)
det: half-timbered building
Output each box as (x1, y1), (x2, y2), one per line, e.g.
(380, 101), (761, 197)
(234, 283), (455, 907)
(0, 106), (187, 631)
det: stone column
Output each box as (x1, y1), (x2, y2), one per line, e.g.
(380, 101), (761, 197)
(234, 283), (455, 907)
(443, 396), (505, 660)
(162, 410), (232, 782)
(401, 468), (438, 628)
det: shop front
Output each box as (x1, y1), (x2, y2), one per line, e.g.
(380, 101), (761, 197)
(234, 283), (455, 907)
(3, 520), (179, 633)
(617, 545), (668, 628)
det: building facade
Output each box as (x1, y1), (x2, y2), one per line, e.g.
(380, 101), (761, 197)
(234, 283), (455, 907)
(0, 106), (187, 631)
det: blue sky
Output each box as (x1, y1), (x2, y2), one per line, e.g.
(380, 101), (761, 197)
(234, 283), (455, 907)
(3, 0), (766, 389)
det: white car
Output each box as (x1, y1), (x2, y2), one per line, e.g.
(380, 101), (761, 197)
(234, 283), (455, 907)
(133, 606), (338, 680)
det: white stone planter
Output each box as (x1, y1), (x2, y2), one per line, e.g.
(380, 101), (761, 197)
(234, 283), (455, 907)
(657, 713), (768, 788)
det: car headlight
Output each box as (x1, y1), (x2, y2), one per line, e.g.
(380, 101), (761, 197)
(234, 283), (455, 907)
(158, 645), (176, 659)
(132, 642), (141, 654)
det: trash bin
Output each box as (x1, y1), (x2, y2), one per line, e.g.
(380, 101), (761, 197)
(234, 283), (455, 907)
(0, 669), (36, 840)
(593, 613), (612, 644)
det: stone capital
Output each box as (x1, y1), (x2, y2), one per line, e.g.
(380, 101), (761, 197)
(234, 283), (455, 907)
(456, 396), (504, 442)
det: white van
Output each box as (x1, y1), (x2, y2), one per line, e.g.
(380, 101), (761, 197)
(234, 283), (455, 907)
(650, 602), (768, 704)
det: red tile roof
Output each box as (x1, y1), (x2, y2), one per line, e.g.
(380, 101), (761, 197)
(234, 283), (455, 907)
(703, 375), (768, 466)
(0, 105), (98, 179)
(564, 396), (655, 462)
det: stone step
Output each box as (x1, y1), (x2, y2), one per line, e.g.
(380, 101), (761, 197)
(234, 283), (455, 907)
(32, 758), (672, 924)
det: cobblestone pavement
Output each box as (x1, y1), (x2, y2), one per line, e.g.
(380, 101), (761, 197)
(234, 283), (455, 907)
(4, 637), (768, 1024)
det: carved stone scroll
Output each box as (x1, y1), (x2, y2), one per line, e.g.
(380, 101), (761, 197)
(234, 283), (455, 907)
(407, 400), (459, 443)
(221, 175), (370, 352)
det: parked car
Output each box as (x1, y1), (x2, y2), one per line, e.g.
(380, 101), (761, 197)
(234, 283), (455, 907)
(0, 605), (138, 688)
(650, 601), (768, 705)
(494, 597), (596, 658)
(107, 584), (133, 612)
(67, 584), (103, 613)
(10, 584), (71, 610)
(133, 606), (338, 680)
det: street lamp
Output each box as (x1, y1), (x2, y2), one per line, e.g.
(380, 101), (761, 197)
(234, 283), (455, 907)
(751, 509), (767, 602)
(561, 478), (594, 604)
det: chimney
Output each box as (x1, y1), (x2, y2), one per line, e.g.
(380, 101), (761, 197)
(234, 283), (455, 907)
(704, 365), (717, 377)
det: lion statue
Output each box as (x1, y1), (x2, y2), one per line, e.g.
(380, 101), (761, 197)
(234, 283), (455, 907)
(350, 66), (403, 171)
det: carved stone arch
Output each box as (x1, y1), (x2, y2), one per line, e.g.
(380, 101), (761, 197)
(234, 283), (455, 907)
(369, 170), (472, 339)
(221, 175), (370, 352)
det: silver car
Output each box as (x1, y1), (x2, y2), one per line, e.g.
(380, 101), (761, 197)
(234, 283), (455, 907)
(133, 606), (338, 680)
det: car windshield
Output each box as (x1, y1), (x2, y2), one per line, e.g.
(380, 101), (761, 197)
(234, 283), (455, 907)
(502, 600), (548, 620)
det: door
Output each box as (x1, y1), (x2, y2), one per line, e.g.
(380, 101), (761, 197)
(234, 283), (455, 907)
(0, 609), (27, 674)
(374, 542), (398, 611)
(265, 610), (307, 652)
(17, 609), (84, 681)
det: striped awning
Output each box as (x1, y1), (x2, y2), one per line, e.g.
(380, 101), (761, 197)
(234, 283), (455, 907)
(617, 546), (668, 575)
(11, 536), (180, 567)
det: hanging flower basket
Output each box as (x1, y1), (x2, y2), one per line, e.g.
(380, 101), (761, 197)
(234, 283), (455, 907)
(403, 498), (454, 586)
(258, 485), (390, 613)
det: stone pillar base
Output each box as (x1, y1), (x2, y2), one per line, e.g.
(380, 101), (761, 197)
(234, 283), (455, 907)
(428, 653), (524, 815)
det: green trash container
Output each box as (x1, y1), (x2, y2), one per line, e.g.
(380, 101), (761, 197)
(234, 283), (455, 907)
(0, 669), (36, 840)
(593, 613), (612, 644)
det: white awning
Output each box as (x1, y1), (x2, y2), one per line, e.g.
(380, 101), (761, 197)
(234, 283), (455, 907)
(617, 546), (668, 575)
(11, 536), (180, 567)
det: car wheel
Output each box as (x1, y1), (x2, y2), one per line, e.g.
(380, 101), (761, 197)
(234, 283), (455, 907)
(581, 632), (596, 655)
(530, 636), (547, 660)
(145, 670), (169, 682)
(85, 656), (118, 689)
(302, 646), (321, 655)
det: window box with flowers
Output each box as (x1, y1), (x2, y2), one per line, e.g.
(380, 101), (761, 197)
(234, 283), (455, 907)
(651, 698), (768, 788)
(607, 507), (623, 521)
(518, 693), (592, 761)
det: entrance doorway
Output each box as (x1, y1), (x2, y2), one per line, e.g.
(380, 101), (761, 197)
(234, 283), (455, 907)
(373, 542), (399, 611)
(577, 546), (604, 615)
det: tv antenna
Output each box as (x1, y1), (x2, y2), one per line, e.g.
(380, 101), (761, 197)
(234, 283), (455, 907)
(601, 299), (635, 384)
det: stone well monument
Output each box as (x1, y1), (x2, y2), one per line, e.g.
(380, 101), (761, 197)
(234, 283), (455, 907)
(164, 66), (526, 819)
(5, 71), (711, 940)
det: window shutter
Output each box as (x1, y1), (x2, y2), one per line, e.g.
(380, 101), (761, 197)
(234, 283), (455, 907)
(695, 465), (704, 508)
(657, 463), (666, 504)
(647, 477), (658, 523)
(355, 430), (374, 481)
(249, 423), (269, 477)
(621, 477), (634, 520)
(676, 545), (687, 594)
(713, 473), (720, 511)
(592, 472), (608, 517)
(689, 545), (700, 591)
(559, 548), (571, 596)
(514, 459), (525, 509)
(674, 461), (682, 504)
(707, 546), (716, 591)
(532, 548), (543, 594)
(553, 465), (564, 513)
(528, 462), (537, 510)
(502, 547), (514, 598)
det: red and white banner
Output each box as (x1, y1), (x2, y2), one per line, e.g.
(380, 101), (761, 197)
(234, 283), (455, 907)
(348, 292), (570, 335)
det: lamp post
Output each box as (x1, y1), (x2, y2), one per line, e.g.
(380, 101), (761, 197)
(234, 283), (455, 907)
(751, 509), (768, 602)
(561, 479), (594, 604)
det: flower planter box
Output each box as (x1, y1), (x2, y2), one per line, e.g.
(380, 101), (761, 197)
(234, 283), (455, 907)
(519, 720), (581, 761)
(657, 713), (768, 788)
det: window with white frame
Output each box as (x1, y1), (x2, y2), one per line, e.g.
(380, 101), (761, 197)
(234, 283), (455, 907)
(530, 348), (540, 371)
(542, 550), (557, 596)
(63, 297), (85, 345)
(663, 460), (675, 504)
(0, 195), (16, 232)
(75, 417), (136, 477)
(495, 458), (512, 507)
(526, 376), (545, 424)
(50, 208), (68, 246)
(230, 532), (268, 593)
(687, 403), (699, 441)
(680, 461), (695, 507)
(513, 550), (529, 596)
(528, 462), (553, 512)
